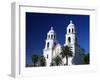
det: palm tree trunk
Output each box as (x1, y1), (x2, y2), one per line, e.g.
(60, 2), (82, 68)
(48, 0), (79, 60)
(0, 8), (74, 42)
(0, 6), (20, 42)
(66, 56), (68, 65)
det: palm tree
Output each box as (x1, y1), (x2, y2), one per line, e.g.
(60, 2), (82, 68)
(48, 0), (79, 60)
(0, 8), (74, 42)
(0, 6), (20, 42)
(83, 53), (89, 64)
(53, 55), (62, 66)
(39, 56), (46, 66)
(60, 46), (73, 65)
(32, 54), (38, 67)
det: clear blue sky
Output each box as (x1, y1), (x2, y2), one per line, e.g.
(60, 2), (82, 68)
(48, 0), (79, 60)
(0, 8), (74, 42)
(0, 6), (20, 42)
(26, 12), (89, 64)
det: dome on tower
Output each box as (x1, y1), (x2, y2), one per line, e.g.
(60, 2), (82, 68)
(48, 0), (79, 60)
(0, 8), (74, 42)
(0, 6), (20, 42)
(67, 20), (75, 34)
(67, 20), (75, 28)
(48, 27), (55, 34)
(47, 27), (56, 36)
(47, 27), (56, 40)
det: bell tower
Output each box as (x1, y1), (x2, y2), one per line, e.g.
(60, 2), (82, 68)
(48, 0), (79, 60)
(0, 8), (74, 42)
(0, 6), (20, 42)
(43, 27), (57, 66)
(45, 27), (56, 49)
(64, 20), (76, 65)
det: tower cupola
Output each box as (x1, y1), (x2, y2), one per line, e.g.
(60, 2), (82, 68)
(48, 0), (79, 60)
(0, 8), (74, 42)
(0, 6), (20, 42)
(67, 20), (75, 34)
(47, 27), (56, 40)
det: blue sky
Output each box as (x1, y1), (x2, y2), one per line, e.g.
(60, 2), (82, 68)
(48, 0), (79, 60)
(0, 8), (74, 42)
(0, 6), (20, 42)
(26, 12), (89, 64)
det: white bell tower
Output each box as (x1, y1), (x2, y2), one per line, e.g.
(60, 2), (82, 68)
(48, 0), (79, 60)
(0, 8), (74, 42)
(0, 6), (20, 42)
(64, 20), (76, 65)
(43, 27), (57, 66)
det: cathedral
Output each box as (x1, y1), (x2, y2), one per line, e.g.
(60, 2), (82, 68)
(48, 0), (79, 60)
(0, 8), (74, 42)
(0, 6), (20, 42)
(43, 20), (84, 66)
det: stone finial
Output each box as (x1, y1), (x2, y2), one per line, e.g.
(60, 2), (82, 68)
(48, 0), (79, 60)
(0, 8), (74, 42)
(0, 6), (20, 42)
(70, 20), (73, 24)
(51, 27), (53, 30)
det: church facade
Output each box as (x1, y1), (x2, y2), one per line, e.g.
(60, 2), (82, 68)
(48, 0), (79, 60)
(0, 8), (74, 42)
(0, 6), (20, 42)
(43, 20), (84, 66)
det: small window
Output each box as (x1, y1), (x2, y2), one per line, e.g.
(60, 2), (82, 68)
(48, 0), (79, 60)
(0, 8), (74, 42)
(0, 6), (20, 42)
(47, 42), (49, 48)
(51, 35), (53, 39)
(68, 37), (71, 43)
(72, 28), (74, 33)
(54, 35), (55, 39)
(69, 29), (70, 33)
(48, 35), (50, 39)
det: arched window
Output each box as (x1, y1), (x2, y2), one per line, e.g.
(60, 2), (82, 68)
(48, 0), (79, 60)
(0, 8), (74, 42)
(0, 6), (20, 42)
(69, 29), (70, 33)
(47, 42), (49, 48)
(51, 35), (53, 39)
(68, 37), (71, 43)
(48, 35), (50, 39)
(72, 28), (74, 33)
(54, 35), (55, 39)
